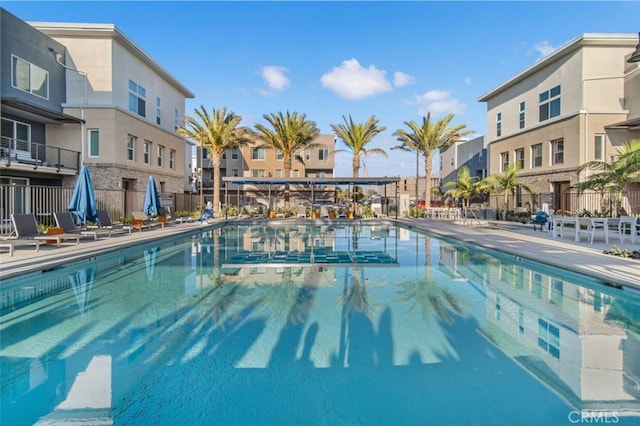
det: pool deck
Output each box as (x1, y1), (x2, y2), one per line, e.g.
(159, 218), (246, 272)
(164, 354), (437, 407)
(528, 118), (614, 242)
(1, 218), (639, 290)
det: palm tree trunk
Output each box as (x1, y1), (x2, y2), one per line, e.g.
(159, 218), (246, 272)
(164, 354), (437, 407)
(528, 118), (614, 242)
(424, 152), (432, 206)
(352, 155), (360, 178)
(284, 156), (292, 209)
(212, 155), (222, 217)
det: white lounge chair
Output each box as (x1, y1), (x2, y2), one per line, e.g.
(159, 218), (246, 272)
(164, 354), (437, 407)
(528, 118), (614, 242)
(373, 206), (387, 218)
(296, 205), (308, 218)
(11, 213), (80, 247)
(0, 237), (41, 256)
(96, 210), (132, 235)
(54, 211), (110, 240)
(131, 211), (164, 231)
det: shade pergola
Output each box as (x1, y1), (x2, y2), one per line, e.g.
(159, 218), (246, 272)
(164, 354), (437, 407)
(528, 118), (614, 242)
(222, 176), (400, 217)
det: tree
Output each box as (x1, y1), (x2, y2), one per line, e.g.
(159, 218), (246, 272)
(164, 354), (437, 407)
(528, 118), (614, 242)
(254, 111), (320, 208)
(574, 139), (640, 213)
(179, 106), (253, 216)
(443, 166), (480, 210)
(479, 164), (536, 218)
(331, 114), (387, 178)
(393, 113), (473, 205)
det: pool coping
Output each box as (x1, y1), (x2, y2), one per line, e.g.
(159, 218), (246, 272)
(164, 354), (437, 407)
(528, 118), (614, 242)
(1, 218), (639, 291)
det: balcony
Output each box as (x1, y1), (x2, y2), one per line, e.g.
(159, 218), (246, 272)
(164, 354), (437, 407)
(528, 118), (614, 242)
(1, 136), (80, 174)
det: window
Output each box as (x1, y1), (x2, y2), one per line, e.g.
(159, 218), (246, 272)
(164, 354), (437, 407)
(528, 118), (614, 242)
(231, 148), (238, 160)
(157, 145), (165, 167)
(232, 169), (238, 177)
(276, 150), (283, 160)
(551, 139), (564, 165)
(539, 85), (561, 121)
(127, 135), (136, 161)
(2, 118), (31, 152)
(500, 152), (509, 172)
(496, 112), (502, 137)
(275, 169), (282, 177)
(531, 144), (542, 168)
(156, 97), (161, 125)
(450, 158), (454, 166)
(169, 149), (175, 169)
(594, 134), (605, 161)
(515, 148), (524, 170)
(174, 109), (180, 131)
(306, 149), (311, 161)
(128, 79), (146, 117)
(318, 171), (326, 178)
(12, 55), (48, 99)
(519, 102), (525, 129)
(88, 129), (99, 157)
(294, 149), (301, 159)
(143, 141), (151, 164)
(252, 148), (265, 160)
(252, 169), (265, 177)
(538, 318), (560, 359)
(518, 307), (524, 334)
(319, 149), (329, 160)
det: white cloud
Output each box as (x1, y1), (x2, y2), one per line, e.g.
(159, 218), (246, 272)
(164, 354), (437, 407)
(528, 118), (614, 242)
(259, 65), (290, 92)
(413, 90), (466, 116)
(531, 41), (558, 60)
(393, 71), (415, 87)
(321, 58), (392, 100)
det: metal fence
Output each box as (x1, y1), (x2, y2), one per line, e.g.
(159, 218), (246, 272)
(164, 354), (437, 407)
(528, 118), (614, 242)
(0, 184), (203, 236)
(482, 190), (640, 217)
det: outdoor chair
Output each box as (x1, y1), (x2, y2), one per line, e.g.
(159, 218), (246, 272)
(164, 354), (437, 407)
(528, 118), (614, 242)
(531, 211), (549, 231)
(373, 206), (387, 218)
(320, 206), (330, 219)
(0, 237), (41, 257)
(296, 205), (308, 218)
(614, 216), (638, 244)
(131, 211), (164, 231)
(54, 211), (109, 240)
(96, 210), (132, 235)
(10, 213), (80, 247)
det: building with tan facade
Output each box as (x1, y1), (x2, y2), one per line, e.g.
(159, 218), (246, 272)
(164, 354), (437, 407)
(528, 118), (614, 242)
(32, 21), (194, 199)
(479, 33), (640, 213)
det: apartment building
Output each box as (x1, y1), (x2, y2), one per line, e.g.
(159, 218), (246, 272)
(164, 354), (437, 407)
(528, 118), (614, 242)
(479, 33), (640, 212)
(439, 136), (487, 191)
(1, 8), (83, 188)
(30, 17), (194, 198)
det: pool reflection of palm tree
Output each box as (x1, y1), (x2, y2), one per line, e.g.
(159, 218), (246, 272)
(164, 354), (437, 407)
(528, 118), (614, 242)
(340, 267), (377, 319)
(398, 234), (465, 324)
(205, 283), (255, 329)
(397, 275), (465, 324)
(256, 268), (315, 324)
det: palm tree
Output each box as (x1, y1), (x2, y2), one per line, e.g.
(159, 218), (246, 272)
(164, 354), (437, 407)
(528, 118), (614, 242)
(393, 113), (473, 205)
(479, 164), (536, 219)
(443, 166), (481, 210)
(179, 106), (253, 216)
(331, 114), (387, 178)
(574, 139), (640, 214)
(254, 111), (320, 208)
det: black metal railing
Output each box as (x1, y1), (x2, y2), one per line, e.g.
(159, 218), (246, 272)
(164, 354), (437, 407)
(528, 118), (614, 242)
(1, 136), (80, 172)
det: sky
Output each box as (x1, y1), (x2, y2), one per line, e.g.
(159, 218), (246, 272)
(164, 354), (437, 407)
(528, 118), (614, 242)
(3, 1), (640, 177)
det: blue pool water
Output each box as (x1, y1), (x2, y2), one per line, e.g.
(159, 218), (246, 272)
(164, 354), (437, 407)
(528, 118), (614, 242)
(1, 223), (639, 425)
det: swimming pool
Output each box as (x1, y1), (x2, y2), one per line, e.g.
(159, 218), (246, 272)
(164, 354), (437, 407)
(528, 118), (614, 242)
(1, 223), (639, 425)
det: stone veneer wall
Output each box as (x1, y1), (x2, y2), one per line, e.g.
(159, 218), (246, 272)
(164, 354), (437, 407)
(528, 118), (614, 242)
(65, 164), (185, 193)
